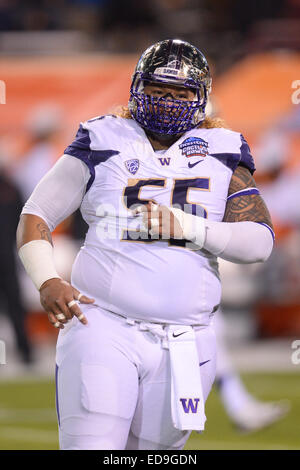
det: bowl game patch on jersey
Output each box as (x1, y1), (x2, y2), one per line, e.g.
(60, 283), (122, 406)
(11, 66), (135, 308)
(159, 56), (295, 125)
(179, 137), (209, 158)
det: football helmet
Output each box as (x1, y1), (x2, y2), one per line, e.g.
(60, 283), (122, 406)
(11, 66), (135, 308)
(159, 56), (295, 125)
(129, 39), (212, 135)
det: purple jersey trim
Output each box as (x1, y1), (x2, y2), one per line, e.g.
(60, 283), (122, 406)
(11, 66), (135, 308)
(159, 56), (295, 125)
(257, 222), (275, 241)
(210, 136), (255, 175)
(64, 124), (119, 191)
(239, 134), (256, 174)
(55, 364), (60, 427)
(210, 152), (240, 172)
(227, 188), (260, 201)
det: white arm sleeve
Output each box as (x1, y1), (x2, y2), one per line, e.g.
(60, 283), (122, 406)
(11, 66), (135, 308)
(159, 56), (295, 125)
(170, 208), (274, 264)
(21, 154), (90, 231)
(203, 220), (274, 264)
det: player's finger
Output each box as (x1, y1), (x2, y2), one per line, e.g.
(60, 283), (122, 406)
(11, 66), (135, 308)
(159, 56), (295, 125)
(77, 294), (95, 304)
(132, 205), (147, 216)
(152, 204), (162, 229)
(161, 206), (171, 237)
(66, 300), (88, 325)
(139, 209), (149, 231)
(147, 203), (159, 222)
(55, 299), (72, 321)
(150, 202), (159, 212)
(47, 312), (64, 330)
(50, 303), (70, 323)
(133, 202), (158, 217)
(72, 288), (94, 304)
(147, 208), (152, 230)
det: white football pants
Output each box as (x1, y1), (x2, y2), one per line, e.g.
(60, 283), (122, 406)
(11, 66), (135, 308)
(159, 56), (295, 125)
(55, 305), (216, 450)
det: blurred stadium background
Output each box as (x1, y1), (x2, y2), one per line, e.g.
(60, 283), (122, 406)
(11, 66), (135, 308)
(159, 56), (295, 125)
(0, 0), (300, 450)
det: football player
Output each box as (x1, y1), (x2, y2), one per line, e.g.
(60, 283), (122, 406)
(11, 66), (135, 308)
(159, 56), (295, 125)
(17, 39), (275, 450)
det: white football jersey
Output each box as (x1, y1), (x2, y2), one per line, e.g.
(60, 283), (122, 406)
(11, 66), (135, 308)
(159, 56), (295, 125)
(65, 115), (255, 325)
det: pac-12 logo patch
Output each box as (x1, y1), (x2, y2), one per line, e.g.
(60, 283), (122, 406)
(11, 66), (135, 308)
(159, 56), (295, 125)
(125, 159), (139, 175)
(179, 137), (209, 158)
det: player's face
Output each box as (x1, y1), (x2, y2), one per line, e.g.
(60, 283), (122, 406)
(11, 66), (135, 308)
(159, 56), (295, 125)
(143, 82), (196, 101)
(143, 82), (196, 127)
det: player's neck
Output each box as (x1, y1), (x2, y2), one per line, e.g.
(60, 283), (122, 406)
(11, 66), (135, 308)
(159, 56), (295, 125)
(146, 131), (182, 151)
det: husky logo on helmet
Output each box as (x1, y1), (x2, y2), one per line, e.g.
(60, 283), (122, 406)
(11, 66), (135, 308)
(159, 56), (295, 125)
(128, 39), (212, 136)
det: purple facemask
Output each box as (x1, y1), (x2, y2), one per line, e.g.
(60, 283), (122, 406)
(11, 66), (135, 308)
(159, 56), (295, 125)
(129, 75), (207, 135)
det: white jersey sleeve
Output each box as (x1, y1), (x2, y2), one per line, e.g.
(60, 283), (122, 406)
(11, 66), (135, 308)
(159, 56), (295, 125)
(21, 154), (90, 231)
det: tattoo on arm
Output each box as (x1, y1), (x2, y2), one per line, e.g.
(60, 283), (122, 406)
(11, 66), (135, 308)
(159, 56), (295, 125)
(37, 223), (53, 245)
(223, 193), (274, 228)
(227, 165), (256, 196)
(223, 165), (274, 229)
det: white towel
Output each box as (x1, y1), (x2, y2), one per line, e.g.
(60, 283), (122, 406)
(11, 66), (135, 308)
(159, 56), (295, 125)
(167, 325), (206, 431)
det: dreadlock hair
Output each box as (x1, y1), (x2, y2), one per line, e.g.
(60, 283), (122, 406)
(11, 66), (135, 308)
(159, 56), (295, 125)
(112, 105), (228, 129)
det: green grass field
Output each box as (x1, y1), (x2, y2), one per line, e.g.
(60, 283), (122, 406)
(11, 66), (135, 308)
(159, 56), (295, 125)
(0, 373), (299, 450)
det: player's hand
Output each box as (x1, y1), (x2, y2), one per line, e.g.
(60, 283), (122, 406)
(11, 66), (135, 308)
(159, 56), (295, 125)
(134, 202), (184, 240)
(39, 278), (95, 329)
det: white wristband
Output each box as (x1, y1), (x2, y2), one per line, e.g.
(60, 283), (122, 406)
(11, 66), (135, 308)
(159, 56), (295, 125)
(18, 240), (61, 290)
(169, 207), (206, 249)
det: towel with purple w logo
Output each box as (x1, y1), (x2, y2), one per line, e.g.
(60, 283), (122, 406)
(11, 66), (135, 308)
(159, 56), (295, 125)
(167, 325), (206, 431)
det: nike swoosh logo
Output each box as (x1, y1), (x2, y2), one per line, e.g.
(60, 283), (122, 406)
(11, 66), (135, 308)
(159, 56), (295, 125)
(188, 160), (204, 168)
(199, 360), (211, 367)
(173, 331), (188, 338)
